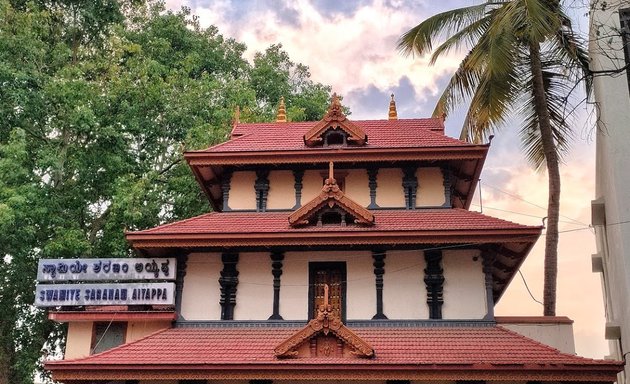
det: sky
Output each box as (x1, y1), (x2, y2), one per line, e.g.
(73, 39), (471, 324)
(166, 0), (606, 358)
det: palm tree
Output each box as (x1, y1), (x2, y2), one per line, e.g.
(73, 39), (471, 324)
(398, 0), (590, 316)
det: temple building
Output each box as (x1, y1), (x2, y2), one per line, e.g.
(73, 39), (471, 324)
(44, 95), (622, 383)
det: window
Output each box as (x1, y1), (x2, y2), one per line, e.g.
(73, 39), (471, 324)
(323, 129), (347, 146)
(91, 322), (126, 354)
(308, 262), (346, 321)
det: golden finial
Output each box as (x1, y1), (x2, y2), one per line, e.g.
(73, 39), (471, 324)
(388, 94), (398, 120)
(233, 105), (241, 125)
(276, 96), (287, 122)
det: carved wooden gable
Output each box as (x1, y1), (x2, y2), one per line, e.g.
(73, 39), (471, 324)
(303, 93), (367, 147)
(288, 163), (374, 227)
(274, 285), (374, 359)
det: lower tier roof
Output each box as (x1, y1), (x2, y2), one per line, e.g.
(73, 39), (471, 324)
(46, 324), (622, 382)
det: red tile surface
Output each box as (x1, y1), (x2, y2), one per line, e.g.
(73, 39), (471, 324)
(130, 209), (538, 236)
(203, 119), (468, 153)
(50, 325), (611, 367)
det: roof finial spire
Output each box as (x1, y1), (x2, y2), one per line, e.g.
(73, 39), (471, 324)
(328, 161), (335, 182)
(388, 93), (398, 120)
(276, 96), (287, 122)
(233, 105), (241, 125)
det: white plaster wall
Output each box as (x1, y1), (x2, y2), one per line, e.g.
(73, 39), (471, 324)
(376, 168), (405, 207)
(267, 170), (295, 210)
(441, 250), (487, 319)
(64, 321), (93, 359)
(227, 171), (256, 210)
(383, 250), (428, 319)
(233, 252), (274, 320)
(416, 167), (446, 207)
(280, 251), (375, 320)
(126, 321), (171, 343)
(180, 253), (221, 320)
(301, 169), (325, 202)
(500, 323), (576, 354)
(344, 168), (370, 207)
(590, 3), (630, 382)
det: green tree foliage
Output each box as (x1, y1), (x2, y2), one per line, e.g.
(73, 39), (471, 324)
(398, 0), (590, 316)
(0, 1), (336, 382)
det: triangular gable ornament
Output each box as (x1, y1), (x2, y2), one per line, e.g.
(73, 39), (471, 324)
(288, 162), (374, 227)
(303, 93), (367, 146)
(274, 284), (374, 358)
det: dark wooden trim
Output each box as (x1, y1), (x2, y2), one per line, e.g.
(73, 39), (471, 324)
(424, 250), (444, 319)
(442, 167), (453, 208)
(255, 169), (270, 212)
(179, 380), (208, 384)
(249, 380), (273, 384)
(372, 250), (387, 319)
(292, 169), (304, 209)
(175, 253), (189, 321)
(386, 381), (410, 384)
(367, 167), (379, 209)
(268, 251), (284, 320)
(402, 166), (418, 209)
(308, 262), (347, 322)
(219, 253), (239, 320)
(221, 170), (232, 212)
(482, 252), (495, 320)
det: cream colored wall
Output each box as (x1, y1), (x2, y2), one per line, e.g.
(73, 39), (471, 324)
(64, 322), (93, 359)
(442, 250), (487, 319)
(267, 170), (295, 209)
(416, 167), (445, 207)
(227, 171), (256, 210)
(344, 169), (370, 207)
(501, 322), (576, 354)
(280, 251), (375, 320)
(375, 168), (405, 207)
(126, 321), (171, 343)
(234, 252), (274, 320)
(301, 169), (324, 202)
(180, 252), (222, 320)
(383, 250), (428, 319)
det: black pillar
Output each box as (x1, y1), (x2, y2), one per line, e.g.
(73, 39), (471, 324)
(219, 253), (239, 320)
(268, 251), (284, 320)
(424, 250), (444, 319)
(175, 253), (188, 321)
(372, 250), (387, 319)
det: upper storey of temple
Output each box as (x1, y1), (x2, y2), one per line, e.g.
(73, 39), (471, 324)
(184, 94), (489, 211)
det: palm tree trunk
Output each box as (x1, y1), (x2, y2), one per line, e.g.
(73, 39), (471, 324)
(529, 41), (560, 316)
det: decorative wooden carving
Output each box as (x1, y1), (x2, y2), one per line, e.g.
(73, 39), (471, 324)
(274, 285), (374, 358)
(292, 169), (304, 209)
(402, 166), (418, 209)
(442, 167), (453, 208)
(372, 250), (387, 319)
(175, 253), (188, 321)
(424, 250), (444, 319)
(482, 252), (495, 320)
(303, 93), (367, 146)
(288, 162), (374, 227)
(219, 253), (239, 320)
(221, 171), (232, 212)
(255, 170), (270, 212)
(367, 167), (379, 209)
(269, 251), (284, 320)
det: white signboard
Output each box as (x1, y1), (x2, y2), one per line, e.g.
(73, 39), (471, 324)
(35, 282), (175, 307)
(37, 258), (176, 282)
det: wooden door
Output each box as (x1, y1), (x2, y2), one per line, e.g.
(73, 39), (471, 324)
(309, 262), (346, 321)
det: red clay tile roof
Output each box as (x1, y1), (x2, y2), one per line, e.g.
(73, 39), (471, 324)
(205, 119), (464, 153)
(46, 325), (622, 381)
(129, 209), (537, 236)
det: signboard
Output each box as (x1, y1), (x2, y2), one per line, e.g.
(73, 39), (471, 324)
(35, 282), (175, 307)
(37, 258), (176, 282)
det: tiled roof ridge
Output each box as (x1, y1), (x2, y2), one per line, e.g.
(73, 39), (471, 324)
(57, 327), (171, 364)
(129, 211), (217, 235)
(452, 208), (543, 229)
(495, 325), (603, 363)
(202, 131), (254, 152)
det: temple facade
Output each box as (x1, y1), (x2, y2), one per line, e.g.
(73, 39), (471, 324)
(45, 95), (622, 383)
